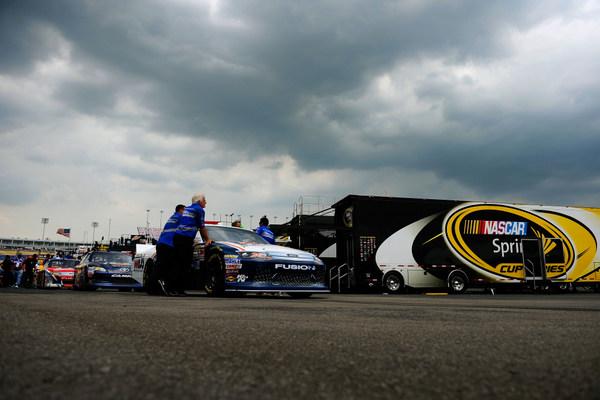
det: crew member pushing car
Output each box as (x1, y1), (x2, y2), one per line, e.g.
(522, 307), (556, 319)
(156, 204), (185, 295)
(256, 216), (275, 244)
(173, 193), (212, 294)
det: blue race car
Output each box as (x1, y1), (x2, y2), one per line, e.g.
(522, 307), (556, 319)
(73, 251), (141, 291)
(141, 225), (329, 297)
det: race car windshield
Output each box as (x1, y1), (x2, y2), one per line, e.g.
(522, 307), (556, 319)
(206, 226), (269, 245)
(89, 252), (132, 264)
(47, 259), (79, 268)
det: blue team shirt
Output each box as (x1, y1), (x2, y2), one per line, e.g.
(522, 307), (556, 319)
(256, 225), (275, 244)
(157, 212), (182, 247)
(174, 203), (205, 238)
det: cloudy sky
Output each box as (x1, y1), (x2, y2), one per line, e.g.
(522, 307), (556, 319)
(1, 0), (600, 241)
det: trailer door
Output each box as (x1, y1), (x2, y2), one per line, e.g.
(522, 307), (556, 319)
(521, 239), (546, 288)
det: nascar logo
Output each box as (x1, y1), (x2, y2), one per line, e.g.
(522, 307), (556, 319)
(463, 220), (527, 236)
(444, 204), (575, 280)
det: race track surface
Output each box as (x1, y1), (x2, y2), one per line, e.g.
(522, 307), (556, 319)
(1, 289), (599, 400)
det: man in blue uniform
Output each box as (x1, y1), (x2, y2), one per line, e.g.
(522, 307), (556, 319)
(156, 204), (185, 295)
(256, 216), (275, 244)
(173, 193), (212, 294)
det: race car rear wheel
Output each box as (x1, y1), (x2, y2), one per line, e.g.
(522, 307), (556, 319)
(143, 259), (162, 296)
(204, 253), (225, 297)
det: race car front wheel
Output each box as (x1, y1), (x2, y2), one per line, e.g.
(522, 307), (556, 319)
(204, 253), (225, 297)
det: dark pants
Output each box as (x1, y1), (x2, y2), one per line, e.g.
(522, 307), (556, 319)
(22, 267), (34, 288)
(156, 243), (176, 287)
(1, 268), (13, 287)
(173, 234), (194, 291)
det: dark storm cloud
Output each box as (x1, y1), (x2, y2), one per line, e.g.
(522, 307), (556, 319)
(1, 0), (595, 204)
(0, 1), (62, 75)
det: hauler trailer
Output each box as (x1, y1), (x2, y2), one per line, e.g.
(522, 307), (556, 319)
(271, 212), (336, 267)
(331, 195), (600, 293)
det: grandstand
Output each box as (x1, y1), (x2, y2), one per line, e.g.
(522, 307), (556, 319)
(0, 237), (87, 253)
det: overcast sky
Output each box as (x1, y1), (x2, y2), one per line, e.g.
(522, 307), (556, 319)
(1, 0), (600, 241)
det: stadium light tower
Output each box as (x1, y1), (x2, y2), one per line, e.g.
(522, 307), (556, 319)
(41, 217), (49, 248)
(91, 221), (99, 244)
(146, 209), (150, 242)
(159, 210), (164, 228)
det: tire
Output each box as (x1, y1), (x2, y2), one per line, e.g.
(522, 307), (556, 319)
(383, 272), (405, 294)
(204, 253), (225, 297)
(118, 288), (131, 292)
(448, 271), (468, 294)
(288, 293), (312, 299)
(143, 260), (161, 296)
(72, 272), (79, 290)
(82, 269), (96, 291)
(37, 272), (45, 289)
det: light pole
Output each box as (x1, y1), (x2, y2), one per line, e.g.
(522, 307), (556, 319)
(146, 209), (150, 242)
(159, 210), (164, 229)
(108, 218), (111, 243)
(41, 217), (49, 249)
(249, 215), (254, 228)
(274, 216), (278, 224)
(91, 222), (99, 244)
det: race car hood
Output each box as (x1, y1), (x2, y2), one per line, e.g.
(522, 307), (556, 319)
(216, 242), (322, 263)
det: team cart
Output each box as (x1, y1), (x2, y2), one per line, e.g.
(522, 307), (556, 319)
(135, 225), (329, 297)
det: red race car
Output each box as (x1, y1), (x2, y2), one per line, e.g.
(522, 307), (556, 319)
(36, 258), (79, 288)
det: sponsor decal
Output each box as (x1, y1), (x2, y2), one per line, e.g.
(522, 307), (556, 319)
(236, 274), (247, 283)
(444, 204), (576, 280)
(225, 275), (237, 282)
(111, 274), (132, 278)
(463, 220), (527, 236)
(225, 254), (242, 271)
(274, 263), (316, 271)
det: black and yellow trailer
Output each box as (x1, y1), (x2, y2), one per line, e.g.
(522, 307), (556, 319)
(331, 195), (600, 293)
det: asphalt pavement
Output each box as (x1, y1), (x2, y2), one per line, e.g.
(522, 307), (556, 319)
(1, 288), (599, 400)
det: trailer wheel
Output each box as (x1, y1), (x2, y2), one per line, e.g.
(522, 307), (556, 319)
(383, 272), (405, 294)
(204, 252), (225, 297)
(448, 271), (468, 294)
